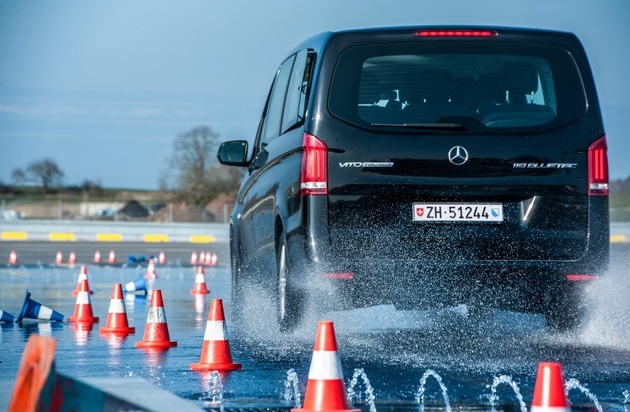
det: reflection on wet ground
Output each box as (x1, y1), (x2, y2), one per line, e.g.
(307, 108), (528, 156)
(1, 254), (629, 411)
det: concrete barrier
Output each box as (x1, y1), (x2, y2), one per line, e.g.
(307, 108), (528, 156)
(0, 220), (228, 244)
(610, 222), (630, 243)
(1, 220), (628, 244)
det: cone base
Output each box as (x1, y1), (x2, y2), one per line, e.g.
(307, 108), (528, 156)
(100, 326), (135, 334)
(190, 289), (210, 295)
(68, 316), (99, 323)
(144, 274), (158, 279)
(136, 340), (177, 348)
(190, 361), (242, 371)
(292, 409), (360, 412)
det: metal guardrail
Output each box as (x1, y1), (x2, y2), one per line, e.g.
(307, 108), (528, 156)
(0, 220), (228, 244)
(610, 222), (630, 243)
(0, 220), (628, 244)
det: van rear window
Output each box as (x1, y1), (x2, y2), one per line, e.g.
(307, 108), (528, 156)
(329, 42), (587, 131)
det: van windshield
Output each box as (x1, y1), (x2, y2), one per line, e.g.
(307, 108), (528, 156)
(329, 42), (587, 131)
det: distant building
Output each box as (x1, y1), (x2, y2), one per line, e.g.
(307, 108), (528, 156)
(118, 200), (149, 220)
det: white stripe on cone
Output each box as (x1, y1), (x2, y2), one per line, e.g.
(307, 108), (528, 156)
(38, 306), (53, 320)
(108, 299), (125, 314)
(147, 307), (167, 324)
(124, 280), (137, 291)
(531, 407), (571, 412)
(75, 292), (90, 304)
(307, 350), (345, 380)
(203, 320), (227, 341)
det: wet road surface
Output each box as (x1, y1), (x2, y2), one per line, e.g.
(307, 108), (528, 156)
(1, 245), (629, 411)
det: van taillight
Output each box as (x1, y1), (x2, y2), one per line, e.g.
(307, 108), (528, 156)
(300, 133), (328, 196)
(588, 135), (609, 196)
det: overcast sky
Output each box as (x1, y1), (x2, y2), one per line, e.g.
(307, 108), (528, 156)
(1, 0), (629, 190)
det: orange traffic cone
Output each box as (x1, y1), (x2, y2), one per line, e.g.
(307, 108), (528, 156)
(136, 290), (177, 348)
(100, 283), (135, 334)
(8, 250), (18, 266)
(190, 298), (241, 371)
(204, 251), (212, 266)
(107, 250), (116, 265)
(190, 251), (198, 265)
(7, 335), (57, 412)
(199, 252), (206, 265)
(54, 251), (63, 265)
(210, 252), (218, 267)
(158, 251), (166, 265)
(68, 279), (99, 323)
(72, 265), (94, 296)
(190, 266), (210, 295)
(68, 251), (76, 266)
(144, 258), (158, 279)
(531, 362), (571, 412)
(292, 321), (359, 412)
(93, 250), (101, 264)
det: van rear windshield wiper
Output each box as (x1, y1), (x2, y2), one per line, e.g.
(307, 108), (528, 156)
(372, 122), (467, 130)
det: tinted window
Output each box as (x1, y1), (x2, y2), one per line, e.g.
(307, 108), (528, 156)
(282, 49), (313, 134)
(261, 55), (296, 143)
(329, 42), (586, 131)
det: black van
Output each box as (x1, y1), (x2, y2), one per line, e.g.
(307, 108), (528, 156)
(218, 26), (609, 332)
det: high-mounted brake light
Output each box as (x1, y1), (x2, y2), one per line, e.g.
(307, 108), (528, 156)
(300, 133), (328, 196)
(413, 30), (497, 37)
(588, 135), (609, 196)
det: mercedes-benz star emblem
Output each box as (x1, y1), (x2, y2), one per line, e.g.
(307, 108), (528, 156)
(448, 146), (469, 166)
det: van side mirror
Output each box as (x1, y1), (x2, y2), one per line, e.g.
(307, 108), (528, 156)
(217, 141), (249, 166)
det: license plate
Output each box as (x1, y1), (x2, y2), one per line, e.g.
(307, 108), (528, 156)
(413, 203), (503, 222)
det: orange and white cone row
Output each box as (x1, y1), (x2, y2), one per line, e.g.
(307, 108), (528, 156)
(190, 298), (241, 371)
(8, 250), (18, 266)
(531, 362), (571, 412)
(292, 321), (359, 412)
(136, 290), (176, 348)
(190, 266), (210, 295)
(107, 250), (116, 265)
(144, 259), (158, 279)
(100, 283), (135, 334)
(72, 265), (93, 296)
(54, 251), (63, 265)
(68, 279), (99, 323)
(190, 251), (198, 265)
(93, 250), (101, 264)
(158, 251), (166, 265)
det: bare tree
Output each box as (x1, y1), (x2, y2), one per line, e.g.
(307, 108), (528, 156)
(169, 126), (232, 205)
(11, 159), (64, 193)
(11, 168), (27, 185)
(27, 159), (64, 193)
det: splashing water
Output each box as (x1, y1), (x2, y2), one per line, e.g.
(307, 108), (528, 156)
(202, 371), (224, 411)
(347, 368), (377, 412)
(565, 378), (603, 412)
(488, 375), (527, 412)
(416, 369), (452, 412)
(624, 389), (630, 403)
(283, 368), (301, 408)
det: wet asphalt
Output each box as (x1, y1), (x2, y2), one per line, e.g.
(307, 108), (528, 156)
(0, 244), (629, 411)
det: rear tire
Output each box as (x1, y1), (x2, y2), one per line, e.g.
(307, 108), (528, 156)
(543, 282), (586, 333)
(230, 238), (245, 322)
(276, 232), (302, 333)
